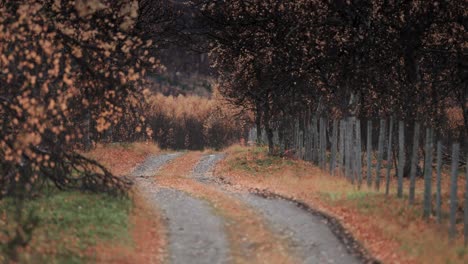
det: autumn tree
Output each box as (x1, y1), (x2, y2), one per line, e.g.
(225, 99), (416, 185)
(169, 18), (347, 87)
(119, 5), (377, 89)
(194, 0), (466, 155)
(0, 0), (161, 197)
(194, 0), (332, 153)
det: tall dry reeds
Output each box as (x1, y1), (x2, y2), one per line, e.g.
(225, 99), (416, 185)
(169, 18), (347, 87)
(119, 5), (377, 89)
(146, 90), (250, 150)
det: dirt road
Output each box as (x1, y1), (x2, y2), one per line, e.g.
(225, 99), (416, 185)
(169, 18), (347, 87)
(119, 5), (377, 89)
(131, 152), (365, 264)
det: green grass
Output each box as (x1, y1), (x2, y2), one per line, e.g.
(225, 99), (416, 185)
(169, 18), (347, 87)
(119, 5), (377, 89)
(0, 190), (132, 263)
(228, 146), (295, 174)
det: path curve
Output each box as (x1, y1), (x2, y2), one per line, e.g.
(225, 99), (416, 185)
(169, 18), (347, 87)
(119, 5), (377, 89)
(133, 153), (364, 264)
(132, 153), (230, 264)
(240, 195), (359, 264)
(193, 153), (361, 264)
(192, 153), (225, 183)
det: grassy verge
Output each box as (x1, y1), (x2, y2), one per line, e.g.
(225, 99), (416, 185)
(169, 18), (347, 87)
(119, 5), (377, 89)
(217, 145), (468, 264)
(0, 190), (132, 263)
(1, 142), (163, 263)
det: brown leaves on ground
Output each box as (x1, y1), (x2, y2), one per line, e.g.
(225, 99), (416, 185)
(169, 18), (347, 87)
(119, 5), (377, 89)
(156, 151), (204, 178)
(84, 142), (160, 176)
(216, 145), (468, 264)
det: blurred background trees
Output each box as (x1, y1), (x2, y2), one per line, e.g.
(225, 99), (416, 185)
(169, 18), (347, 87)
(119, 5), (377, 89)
(191, 0), (466, 153)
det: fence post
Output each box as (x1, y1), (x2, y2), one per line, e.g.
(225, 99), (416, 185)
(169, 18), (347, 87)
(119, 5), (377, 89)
(350, 118), (356, 183)
(273, 129), (279, 147)
(339, 120), (345, 176)
(312, 116), (318, 164)
(449, 143), (460, 241)
(345, 118), (351, 181)
(262, 128), (268, 145)
(409, 122), (421, 204)
(330, 120), (338, 175)
(320, 118), (323, 170)
(376, 119), (386, 190)
(302, 118), (309, 161)
(299, 128), (304, 160)
(318, 117), (323, 169)
(367, 120), (373, 187)
(306, 116), (313, 162)
(397, 121), (405, 198)
(436, 141), (443, 223)
(355, 119), (362, 187)
(423, 128), (434, 219)
(344, 118), (349, 179)
(350, 117), (356, 183)
(319, 118), (323, 169)
(322, 118), (328, 171)
(279, 122), (285, 153)
(385, 117), (394, 195)
(295, 119), (300, 158)
(464, 154), (468, 246)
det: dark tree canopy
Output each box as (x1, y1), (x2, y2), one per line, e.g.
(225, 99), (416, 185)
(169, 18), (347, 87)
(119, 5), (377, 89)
(0, 0), (162, 196)
(191, 0), (467, 152)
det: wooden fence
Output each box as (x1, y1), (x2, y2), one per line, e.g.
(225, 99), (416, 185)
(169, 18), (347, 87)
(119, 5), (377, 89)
(248, 116), (468, 245)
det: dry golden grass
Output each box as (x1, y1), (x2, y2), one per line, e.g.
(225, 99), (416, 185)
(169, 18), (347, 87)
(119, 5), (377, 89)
(84, 142), (161, 176)
(146, 91), (250, 150)
(216, 145), (468, 264)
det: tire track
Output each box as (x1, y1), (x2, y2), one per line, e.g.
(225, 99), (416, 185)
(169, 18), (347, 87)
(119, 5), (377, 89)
(133, 152), (363, 264)
(132, 153), (230, 264)
(192, 153), (361, 264)
(158, 153), (294, 264)
(155, 188), (229, 264)
(240, 195), (360, 264)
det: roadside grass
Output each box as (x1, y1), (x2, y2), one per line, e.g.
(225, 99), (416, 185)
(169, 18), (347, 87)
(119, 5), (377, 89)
(219, 145), (468, 264)
(228, 145), (296, 174)
(0, 190), (132, 263)
(1, 142), (163, 263)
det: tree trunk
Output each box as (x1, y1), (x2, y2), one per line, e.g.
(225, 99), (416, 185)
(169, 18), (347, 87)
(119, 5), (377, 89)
(263, 101), (274, 155)
(255, 100), (262, 145)
(266, 126), (274, 155)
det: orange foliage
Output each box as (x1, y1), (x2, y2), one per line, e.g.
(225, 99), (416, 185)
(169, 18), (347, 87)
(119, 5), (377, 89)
(0, 0), (158, 195)
(146, 89), (250, 150)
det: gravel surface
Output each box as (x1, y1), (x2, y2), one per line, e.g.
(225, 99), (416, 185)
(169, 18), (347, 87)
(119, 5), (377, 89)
(133, 153), (230, 264)
(239, 194), (360, 264)
(133, 153), (364, 264)
(154, 188), (229, 264)
(192, 154), (225, 184)
(132, 153), (181, 178)
(193, 153), (360, 263)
